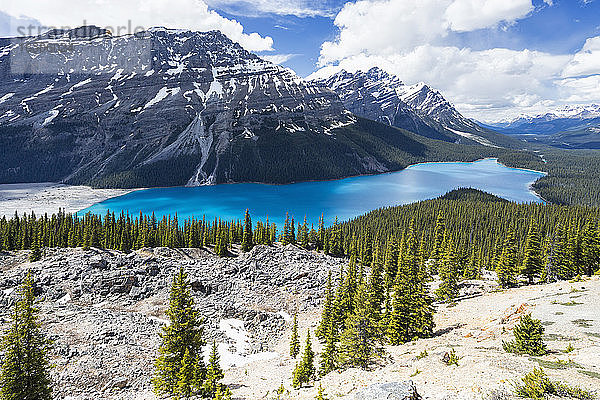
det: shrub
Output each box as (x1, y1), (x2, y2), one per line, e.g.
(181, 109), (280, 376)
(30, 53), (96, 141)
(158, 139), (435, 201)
(515, 368), (595, 400)
(503, 314), (547, 356)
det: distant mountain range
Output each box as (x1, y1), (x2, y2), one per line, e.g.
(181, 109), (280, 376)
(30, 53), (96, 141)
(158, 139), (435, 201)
(483, 105), (600, 149)
(0, 27), (510, 188)
(312, 67), (517, 148)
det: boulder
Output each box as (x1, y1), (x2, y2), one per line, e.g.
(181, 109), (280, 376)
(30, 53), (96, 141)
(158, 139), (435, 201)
(354, 381), (421, 400)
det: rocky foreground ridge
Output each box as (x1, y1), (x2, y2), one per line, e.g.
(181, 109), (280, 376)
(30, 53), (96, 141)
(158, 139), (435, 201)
(1, 246), (599, 400)
(0, 245), (346, 399)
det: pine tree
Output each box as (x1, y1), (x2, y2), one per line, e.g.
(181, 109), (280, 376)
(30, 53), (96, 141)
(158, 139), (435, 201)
(213, 384), (232, 400)
(177, 349), (199, 399)
(317, 214), (325, 251)
(290, 313), (300, 358)
(430, 214), (446, 262)
(315, 383), (328, 400)
(318, 318), (337, 376)
(292, 330), (315, 389)
(521, 221), (543, 284)
(29, 240), (42, 262)
(581, 221), (600, 276)
(0, 273), (53, 400)
(383, 237), (399, 289)
(204, 341), (224, 397)
(367, 247), (385, 317)
(497, 228), (519, 288)
(315, 271), (334, 341)
(153, 268), (205, 398)
(338, 283), (383, 369)
(503, 314), (546, 356)
(327, 218), (343, 257)
(241, 209), (253, 252)
(435, 237), (459, 302)
(336, 257), (358, 329)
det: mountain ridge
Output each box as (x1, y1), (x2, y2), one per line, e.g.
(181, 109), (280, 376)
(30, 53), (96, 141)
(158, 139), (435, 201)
(0, 26), (505, 188)
(312, 67), (518, 149)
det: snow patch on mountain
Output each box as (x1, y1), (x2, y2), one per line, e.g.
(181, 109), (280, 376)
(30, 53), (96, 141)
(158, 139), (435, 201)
(0, 93), (15, 105)
(447, 128), (499, 148)
(143, 87), (181, 110)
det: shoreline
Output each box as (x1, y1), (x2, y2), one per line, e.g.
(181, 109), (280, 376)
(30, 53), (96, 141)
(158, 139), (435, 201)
(0, 158), (547, 218)
(0, 183), (139, 219)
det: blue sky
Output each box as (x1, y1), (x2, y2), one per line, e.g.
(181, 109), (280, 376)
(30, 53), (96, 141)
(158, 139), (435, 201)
(1, 0), (599, 121)
(214, 1), (600, 78)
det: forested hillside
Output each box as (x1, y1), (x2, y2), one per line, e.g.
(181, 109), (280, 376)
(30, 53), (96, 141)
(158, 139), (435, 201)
(2, 189), (598, 284)
(498, 149), (600, 206)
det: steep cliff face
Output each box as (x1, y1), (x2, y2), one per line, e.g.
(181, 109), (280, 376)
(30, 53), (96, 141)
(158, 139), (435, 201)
(315, 68), (515, 149)
(0, 27), (362, 187)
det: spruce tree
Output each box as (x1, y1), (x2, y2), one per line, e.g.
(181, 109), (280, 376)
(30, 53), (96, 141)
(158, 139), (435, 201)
(316, 271), (334, 341)
(581, 221), (600, 276)
(29, 240), (42, 262)
(0, 273), (53, 400)
(241, 209), (253, 252)
(153, 268), (205, 398)
(318, 319), (337, 376)
(503, 314), (546, 356)
(315, 383), (328, 400)
(497, 228), (519, 288)
(177, 349), (199, 399)
(204, 341), (224, 397)
(430, 214), (446, 263)
(435, 237), (459, 302)
(367, 247), (385, 322)
(327, 218), (343, 257)
(383, 237), (399, 289)
(213, 384), (232, 400)
(338, 283), (383, 369)
(292, 330), (315, 389)
(290, 313), (300, 358)
(521, 221), (543, 284)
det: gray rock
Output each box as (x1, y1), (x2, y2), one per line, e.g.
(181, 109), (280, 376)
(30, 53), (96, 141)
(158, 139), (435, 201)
(354, 381), (421, 400)
(0, 245), (348, 399)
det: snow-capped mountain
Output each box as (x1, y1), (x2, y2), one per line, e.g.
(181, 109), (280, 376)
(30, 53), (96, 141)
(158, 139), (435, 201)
(313, 67), (509, 147)
(485, 104), (600, 136)
(0, 26), (372, 187)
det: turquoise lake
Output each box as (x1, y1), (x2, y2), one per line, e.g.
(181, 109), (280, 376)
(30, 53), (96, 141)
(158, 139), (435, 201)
(80, 158), (545, 227)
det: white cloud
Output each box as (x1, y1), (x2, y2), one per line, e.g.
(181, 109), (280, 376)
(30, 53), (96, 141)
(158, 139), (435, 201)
(204, 0), (339, 17)
(0, 0), (273, 52)
(260, 53), (298, 64)
(315, 0), (600, 121)
(445, 0), (534, 32)
(562, 36), (600, 78)
(311, 46), (571, 121)
(319, 0), (536, 64)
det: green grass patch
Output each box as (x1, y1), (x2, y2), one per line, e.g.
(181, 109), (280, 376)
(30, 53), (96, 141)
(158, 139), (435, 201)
(578, 370), (600, 380)
(531, 358), (582, 370)
(552, 300), (584, 306)
(544, 333), (578, 341)
(572, 319), (593, 328)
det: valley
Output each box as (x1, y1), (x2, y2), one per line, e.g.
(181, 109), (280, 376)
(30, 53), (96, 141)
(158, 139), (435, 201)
(0, 7), (600, 400)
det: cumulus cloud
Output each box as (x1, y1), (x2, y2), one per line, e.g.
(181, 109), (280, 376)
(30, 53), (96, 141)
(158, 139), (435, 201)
(319, 0), (536, 64)
(315, 0), (600, 121)
(562, 36), (600, 78)
(0, 0), (273, 51)
(445, 0), (534, 32)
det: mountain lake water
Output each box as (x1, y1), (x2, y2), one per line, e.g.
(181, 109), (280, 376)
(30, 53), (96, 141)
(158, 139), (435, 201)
(80, 158), (546, 227)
